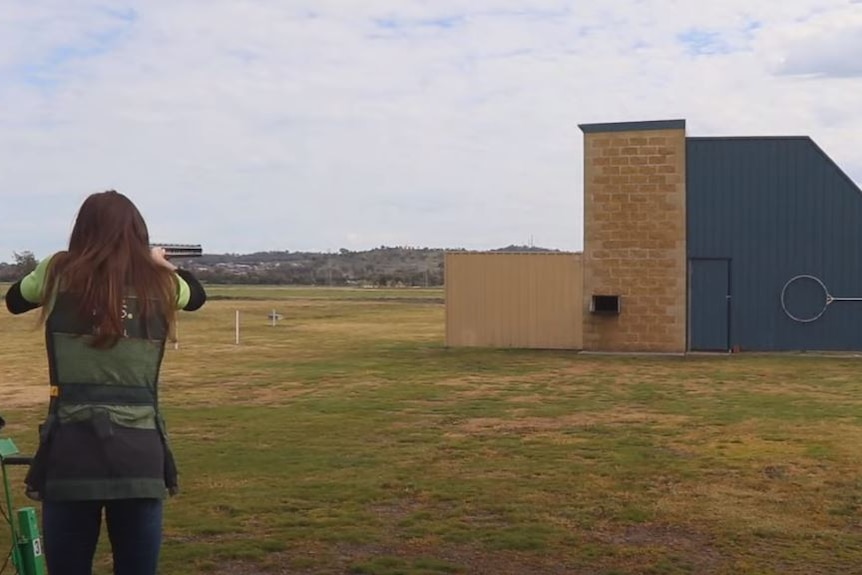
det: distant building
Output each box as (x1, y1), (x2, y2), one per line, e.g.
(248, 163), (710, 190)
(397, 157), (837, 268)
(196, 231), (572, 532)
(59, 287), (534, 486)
(446, 119), (862, 352)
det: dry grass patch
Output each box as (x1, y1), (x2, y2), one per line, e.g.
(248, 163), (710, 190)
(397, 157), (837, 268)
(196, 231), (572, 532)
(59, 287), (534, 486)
(455, 409), (692, 434)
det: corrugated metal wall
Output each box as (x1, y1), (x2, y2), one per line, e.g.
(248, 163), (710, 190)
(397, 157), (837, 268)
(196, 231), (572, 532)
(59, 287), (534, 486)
(687, 137), (862, 351)
(445, 252), (583, 349)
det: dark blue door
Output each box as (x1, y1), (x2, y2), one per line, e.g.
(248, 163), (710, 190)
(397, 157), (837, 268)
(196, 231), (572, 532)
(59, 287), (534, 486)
(690, 259), (730, 351)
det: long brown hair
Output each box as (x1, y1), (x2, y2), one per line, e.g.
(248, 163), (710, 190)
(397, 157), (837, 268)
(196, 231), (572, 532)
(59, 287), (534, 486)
(40, 190), (178, 348)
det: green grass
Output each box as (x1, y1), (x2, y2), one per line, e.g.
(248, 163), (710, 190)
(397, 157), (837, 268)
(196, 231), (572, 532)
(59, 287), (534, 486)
(2, 285), (862, 573)
(204, 284), (443, 302)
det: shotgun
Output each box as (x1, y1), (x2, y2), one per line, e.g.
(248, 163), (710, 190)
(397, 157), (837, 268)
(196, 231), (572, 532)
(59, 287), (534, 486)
(150, 244), (203, 258)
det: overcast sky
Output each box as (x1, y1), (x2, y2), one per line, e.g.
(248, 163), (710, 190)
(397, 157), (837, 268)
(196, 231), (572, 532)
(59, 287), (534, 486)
(1, 0), (861, 261)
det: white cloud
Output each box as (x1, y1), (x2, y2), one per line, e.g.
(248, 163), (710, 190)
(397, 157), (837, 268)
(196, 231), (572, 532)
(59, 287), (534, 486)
(1, 0), (861, 261)
(776, 24), (862, 77)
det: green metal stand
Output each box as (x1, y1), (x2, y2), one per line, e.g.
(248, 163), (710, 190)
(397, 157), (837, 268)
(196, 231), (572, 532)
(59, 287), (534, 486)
(1, 436), (47, 575)
(15, 508), (46, 575)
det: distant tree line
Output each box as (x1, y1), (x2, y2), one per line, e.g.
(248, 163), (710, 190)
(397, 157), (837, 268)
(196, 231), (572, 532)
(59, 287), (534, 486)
(0, 245), (560, 286)
(188, 246), (450, 287)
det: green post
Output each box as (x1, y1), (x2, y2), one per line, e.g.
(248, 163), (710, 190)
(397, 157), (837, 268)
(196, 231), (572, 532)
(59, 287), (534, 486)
(1, 439), (26, 574)
(17, 507), (47, 575)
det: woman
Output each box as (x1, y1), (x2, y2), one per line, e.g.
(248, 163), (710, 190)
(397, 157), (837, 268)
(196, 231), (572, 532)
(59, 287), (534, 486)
(4, 190), (207, 575)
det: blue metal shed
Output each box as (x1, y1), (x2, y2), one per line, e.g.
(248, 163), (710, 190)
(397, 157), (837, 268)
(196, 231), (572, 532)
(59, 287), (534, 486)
(687, 137), (862, 351)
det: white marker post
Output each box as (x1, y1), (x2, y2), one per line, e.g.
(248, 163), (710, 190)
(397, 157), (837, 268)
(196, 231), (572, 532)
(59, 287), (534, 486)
(235, 309), (240, 345)
(272, 309), (276, 328)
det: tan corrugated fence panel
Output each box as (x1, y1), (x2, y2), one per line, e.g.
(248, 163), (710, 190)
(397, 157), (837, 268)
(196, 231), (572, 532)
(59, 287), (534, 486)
(445, 253), (583, 349)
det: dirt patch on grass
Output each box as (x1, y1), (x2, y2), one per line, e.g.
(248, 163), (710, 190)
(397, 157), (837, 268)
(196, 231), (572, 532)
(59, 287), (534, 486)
(198, 529), (735, 575)
(367, 499), (425, 523)
(434, 376), (502, 393)
(201, 540), (589, 575)
(433, 371), (598, 400)
(165, 381), (315, 406)
(594, 522), (728, 572)
(453, 409), (691, 435)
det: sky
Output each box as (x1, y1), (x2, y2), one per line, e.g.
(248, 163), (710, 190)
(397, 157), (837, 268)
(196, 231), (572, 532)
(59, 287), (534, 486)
(1, 0), (861, 261)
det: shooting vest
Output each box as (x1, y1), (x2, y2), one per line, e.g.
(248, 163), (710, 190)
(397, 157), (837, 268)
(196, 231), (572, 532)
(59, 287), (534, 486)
(26, 293), (178, 501)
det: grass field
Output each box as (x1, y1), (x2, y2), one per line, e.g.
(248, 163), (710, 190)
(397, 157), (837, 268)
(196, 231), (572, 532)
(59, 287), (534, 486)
(2, 284), (862, 574)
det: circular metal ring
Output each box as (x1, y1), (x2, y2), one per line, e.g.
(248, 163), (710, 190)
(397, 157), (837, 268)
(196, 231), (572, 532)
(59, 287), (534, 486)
(780, 274), (829, 323)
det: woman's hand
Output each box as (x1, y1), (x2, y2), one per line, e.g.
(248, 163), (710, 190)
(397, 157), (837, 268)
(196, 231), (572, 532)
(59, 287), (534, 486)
(151, 247), (178, 271)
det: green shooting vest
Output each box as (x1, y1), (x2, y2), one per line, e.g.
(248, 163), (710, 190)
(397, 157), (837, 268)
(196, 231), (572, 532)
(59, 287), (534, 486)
(26, 293), (179, 501)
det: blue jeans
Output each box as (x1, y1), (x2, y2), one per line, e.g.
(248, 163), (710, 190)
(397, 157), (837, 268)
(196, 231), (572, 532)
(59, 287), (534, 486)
(42, 498), (163, 575)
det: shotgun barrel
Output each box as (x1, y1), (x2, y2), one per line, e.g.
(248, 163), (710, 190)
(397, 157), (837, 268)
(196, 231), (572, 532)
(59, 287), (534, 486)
(150, 244), (203, 258)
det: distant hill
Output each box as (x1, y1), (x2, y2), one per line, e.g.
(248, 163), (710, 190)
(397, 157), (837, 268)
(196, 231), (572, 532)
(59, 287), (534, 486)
(183, 245), (563, 286)
(490, 245), (563, 253)
(0, 245), (565, 286)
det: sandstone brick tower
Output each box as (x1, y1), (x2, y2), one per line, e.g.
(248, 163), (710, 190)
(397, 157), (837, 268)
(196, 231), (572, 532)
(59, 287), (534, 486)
(579, 120), (687, 353)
